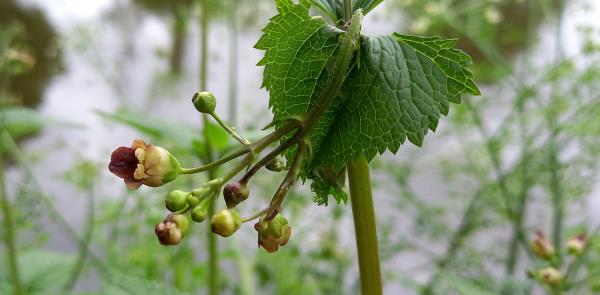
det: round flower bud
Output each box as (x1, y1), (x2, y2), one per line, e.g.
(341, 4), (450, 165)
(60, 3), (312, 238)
(539, 267), (563, 286)
(165, 190), (188, 212)
(192, 91), (216, 114)
(566, 234), (586, 256)
(211, 209), (241, 237)
(191, 201), (209, 223)
(109, 139), (181, 190)
(531, 230), (555, 260)
(255, 213), (292, 253)
(155, 213), (190, 246)
(223, 182), (249, 208)
(265, 156), (286, 172)
(186, 195), (201, 208)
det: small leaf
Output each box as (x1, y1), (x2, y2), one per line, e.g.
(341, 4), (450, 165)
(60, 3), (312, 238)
(0, 107), (79, 139)
(96, 108), (200, 148)
(204, 122), (230, 152)
(352, 0), (384, 15)
(311, 178), (348, 205)
(101, 272), (190, 295)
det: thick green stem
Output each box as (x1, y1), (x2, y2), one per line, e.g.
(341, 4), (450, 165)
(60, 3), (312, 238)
(347, 156), (382, 295)
(199, 0), (218, 293)
(0, 150), (24, 295)
(343, 0), (352, 22)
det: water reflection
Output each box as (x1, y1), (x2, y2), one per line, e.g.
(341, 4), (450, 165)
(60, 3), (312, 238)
(0, 0), (63, 108)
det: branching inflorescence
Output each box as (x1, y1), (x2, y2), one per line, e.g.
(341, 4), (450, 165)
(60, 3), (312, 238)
(107, 0), (479, 273)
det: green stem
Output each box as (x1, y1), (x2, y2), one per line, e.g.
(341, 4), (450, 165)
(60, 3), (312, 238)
(0, 131), (110, 276)
(347, 156), (382, 295)
(199, 0), (218, 293)
(63, 189), (95, 291)
(550, 0), (565, 252)
(209, 111), (249, 145)
(178, 148), (249, 174)
(227, 0), (239, 126)
(0, 148), (24, 295)
(344, 0), (352, 22)
(241, 208), (267, 223)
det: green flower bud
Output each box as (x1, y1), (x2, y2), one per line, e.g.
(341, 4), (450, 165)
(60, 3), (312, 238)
(265, 156), (286, 172)
(186, 195), (200, 208)
(211, 209), (241, 237)
(255, 213), (292, 253)
(155, 213), (190, 246)
(165, 190), (188, 212)
(539, 267), (563, 286)
(566, 234), (586, 256)
(192, 91), (216, 114)
(191, 201), (209, 223)
(223, 182), (249, 208)
(531, 230), (554, 260)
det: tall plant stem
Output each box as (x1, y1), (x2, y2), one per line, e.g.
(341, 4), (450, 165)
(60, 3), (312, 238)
(0, 150), (24, 295)
(549, 0), (565, 252)
(199, 0), (218, 294)
(64, 189), (95, 291)
(227, 0), (238, 125)
(347, 156), (382, 295)
(343, 0), (352, 22)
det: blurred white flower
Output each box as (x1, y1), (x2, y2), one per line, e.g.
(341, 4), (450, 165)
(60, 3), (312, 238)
(410, 17), (430, 34)
(425, 3), (443, 16)
(485, 7), (503, 24)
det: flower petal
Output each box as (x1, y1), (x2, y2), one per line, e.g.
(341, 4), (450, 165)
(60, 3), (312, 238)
(109, 147), (138, 180)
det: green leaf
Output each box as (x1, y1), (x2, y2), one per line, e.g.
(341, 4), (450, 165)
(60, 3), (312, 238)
(352, 0), (384, 15)
(0, 107), (80, 139)
(309, 0), (343, 23)
(311, 178), (348, 205)
(310, 34), (480, 169)
(96, 108), (200, 148)
(204, 121), (230, 152)
(441, 273), (497, 295)
(255, 0), (342, 124)
(101, 272), (190, 295)
(0, 250), (75, 294)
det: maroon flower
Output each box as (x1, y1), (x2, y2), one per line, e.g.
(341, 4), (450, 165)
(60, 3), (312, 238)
(109, 139), (180, 189)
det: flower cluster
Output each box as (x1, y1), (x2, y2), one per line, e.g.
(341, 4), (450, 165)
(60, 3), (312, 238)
(108, 92), (298, 252)
(528, 230), (588, 291)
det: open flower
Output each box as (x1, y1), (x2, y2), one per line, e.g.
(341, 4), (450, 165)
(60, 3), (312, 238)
(109, 139), (180, 189)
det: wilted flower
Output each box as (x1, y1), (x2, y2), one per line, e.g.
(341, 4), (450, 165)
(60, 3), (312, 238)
(539, 267), (563, 286)
(211, 209), (242, 237)
(566, 234), (586, 256)
(531, 230), (555, 260)
(255, 213), (292, 253)
(109, 139), (180, 189)
(155, 214), (190, 246)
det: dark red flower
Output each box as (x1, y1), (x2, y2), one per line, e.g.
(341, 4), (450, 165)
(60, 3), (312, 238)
(109, 147), (137, 180)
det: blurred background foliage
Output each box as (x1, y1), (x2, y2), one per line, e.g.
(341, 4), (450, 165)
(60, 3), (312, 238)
(1, 0), (600, 294)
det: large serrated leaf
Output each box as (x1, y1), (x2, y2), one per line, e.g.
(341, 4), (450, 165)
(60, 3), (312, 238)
(255, 0), (341, 123)
(310, 34), (480, 169)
